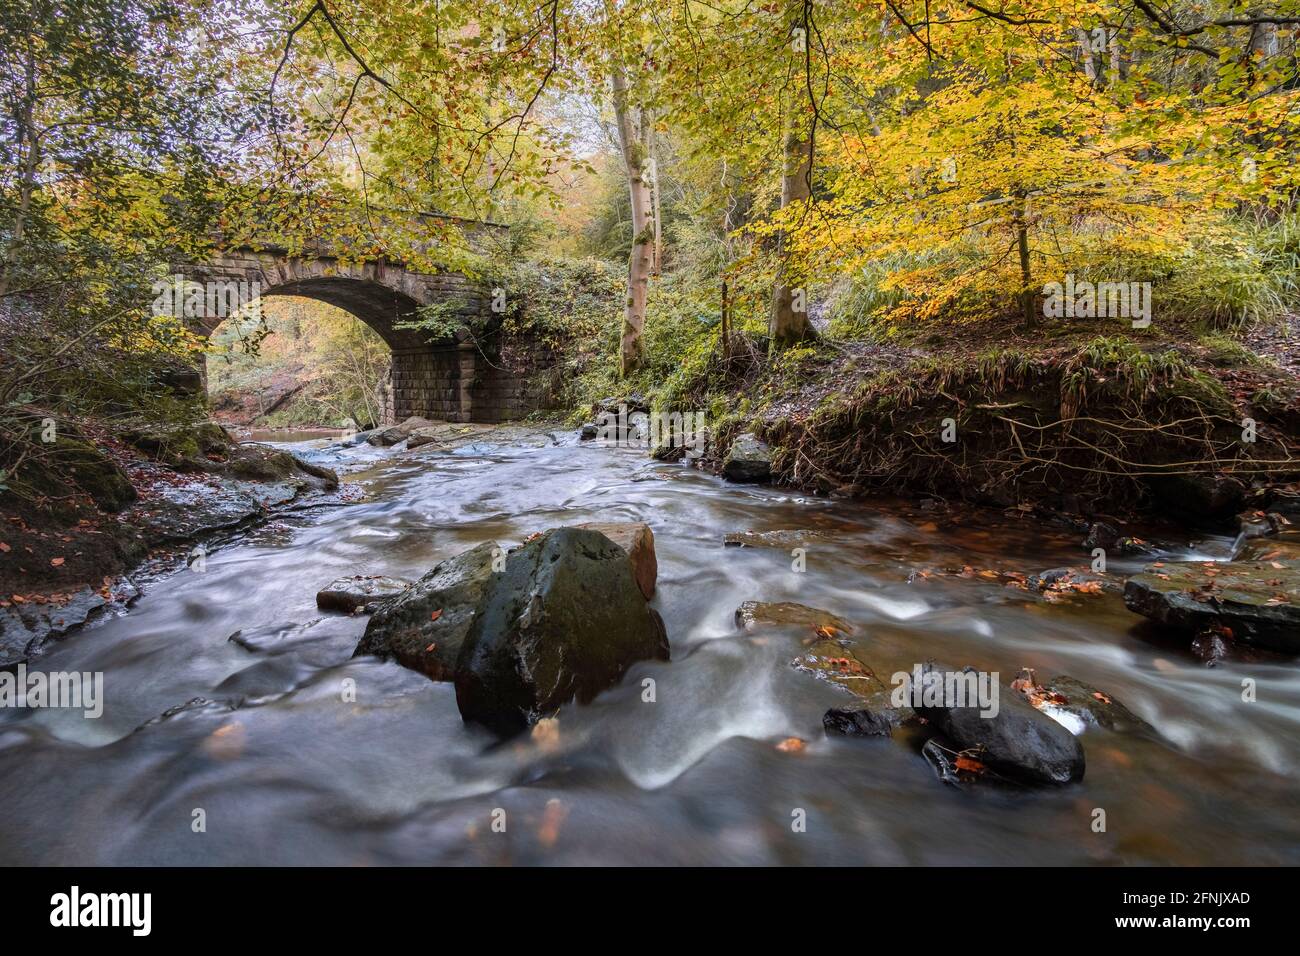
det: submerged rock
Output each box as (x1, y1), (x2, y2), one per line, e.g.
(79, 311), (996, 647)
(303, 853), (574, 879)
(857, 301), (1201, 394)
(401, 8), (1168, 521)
(908, 662), (1085, 785)
(579, 423), (598, 440)
(353, 542), (499, 681)
(788, 636), (917, 737)
(792, 640), (882, 692)
(1012, 670), (1155, 737)
(723, 529), (830, 549)
(455, 528), (669, 736)
(317, 575), (412, 613)
(736, 601), (853, 635)
(1123, 560), (1300, 653)
(574, 521), (657, 599)
(721, 433), (772, 483)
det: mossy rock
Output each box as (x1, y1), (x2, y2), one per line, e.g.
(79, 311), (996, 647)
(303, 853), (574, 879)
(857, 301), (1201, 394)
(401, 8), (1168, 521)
(22, 437), (137, 513)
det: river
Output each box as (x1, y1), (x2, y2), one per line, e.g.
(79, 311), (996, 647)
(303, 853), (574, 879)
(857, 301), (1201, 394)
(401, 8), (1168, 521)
(1, 427), (1298, 864)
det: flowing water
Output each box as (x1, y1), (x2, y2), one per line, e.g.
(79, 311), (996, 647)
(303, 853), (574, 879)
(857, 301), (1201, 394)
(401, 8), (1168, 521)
(2, 429), (1298, 865)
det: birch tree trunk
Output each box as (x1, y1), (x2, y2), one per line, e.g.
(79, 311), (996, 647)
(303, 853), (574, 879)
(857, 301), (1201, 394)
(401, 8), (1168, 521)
(1074, 29), (1097, 83)
(611, 67), (653, 377)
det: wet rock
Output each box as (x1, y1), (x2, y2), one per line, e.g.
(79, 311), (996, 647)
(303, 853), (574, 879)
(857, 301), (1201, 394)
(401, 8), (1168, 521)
(824, 694), (914, 737)
(367, 416), (436, 447)
(792, 639), (882, 692)
(405, 427), (444, 450)
(921, 737), (965, 786)
(723, 529), (830, 549)
(454, 528), (669, 736)
(1082, 521), (1154, 555)
(226, 445), (337, 490)
(573, 521), (657, 599)
(721, 433), (772, 483)
(1190, 628), (1232, 665)
(354, 542), (500, 681)
(330, 429), (376, 448)
(1123, 560), (1300, 653)
(317, 575), (412, 613)
(736, 601), (853, 635)
(1026, 566), (1119, 595)
(908, 662), (1086, 785)
(579, 423), (598, 440)
(129, 474), (296, 543)
(0, 580), (138, 668)
(1266, 492), (1300, 521)
(1013, 670), (1155, 736)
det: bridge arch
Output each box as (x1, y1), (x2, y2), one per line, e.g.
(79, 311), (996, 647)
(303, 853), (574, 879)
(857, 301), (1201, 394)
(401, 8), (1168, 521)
(172, 243), (535, 424)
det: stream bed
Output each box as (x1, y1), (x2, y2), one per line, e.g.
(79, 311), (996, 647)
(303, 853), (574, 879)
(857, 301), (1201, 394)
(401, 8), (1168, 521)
(2, 428), (1298, 865)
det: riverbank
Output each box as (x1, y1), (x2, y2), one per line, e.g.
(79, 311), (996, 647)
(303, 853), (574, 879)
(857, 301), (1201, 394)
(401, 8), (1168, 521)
(0, 420), (345, 668)
(620, 319), (1300, 531)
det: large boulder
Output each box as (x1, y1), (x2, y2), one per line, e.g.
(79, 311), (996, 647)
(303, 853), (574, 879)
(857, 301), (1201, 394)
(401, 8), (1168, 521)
(1123, 560), (1300, 653)
(455, 528), (669, 736)
(908, 662), (1085, 785)
(574, 521), (657, 599)
(353, 542), (499, 681)
(721, 433), (772, 483)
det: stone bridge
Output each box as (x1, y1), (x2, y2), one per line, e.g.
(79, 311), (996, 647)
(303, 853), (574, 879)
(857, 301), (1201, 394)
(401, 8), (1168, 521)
(172, 213), (544, 425)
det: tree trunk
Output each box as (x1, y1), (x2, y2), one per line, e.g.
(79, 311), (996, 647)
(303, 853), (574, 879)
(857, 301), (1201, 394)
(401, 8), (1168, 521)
(1074, 29), (1097, 83)
(1015, 197), (1036, 328)
(769, 118), (817, 350)
(611, 67), (653, 378)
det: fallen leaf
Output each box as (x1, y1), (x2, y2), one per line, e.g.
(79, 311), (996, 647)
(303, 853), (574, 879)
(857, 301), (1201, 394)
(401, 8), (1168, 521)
(537, 798), (567, 848)
(954, 755), (986, 773)
(0, 542), (9, 552)
(531, 717), (561, 752)
(50, 557), (65, 567)
(429, 609), (442, 622)
(776, 737), (806, 753)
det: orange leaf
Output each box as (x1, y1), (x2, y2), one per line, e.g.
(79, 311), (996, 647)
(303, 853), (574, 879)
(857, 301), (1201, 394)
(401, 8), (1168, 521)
(429, 609), (442, 622)
(50, 557), (65, 567)
(776, 737), (806, 753)
(954, 755), (985, 773)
